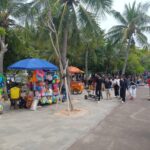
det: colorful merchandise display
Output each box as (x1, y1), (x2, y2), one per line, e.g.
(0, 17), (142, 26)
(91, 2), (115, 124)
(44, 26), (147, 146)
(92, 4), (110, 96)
(0, 74), (5, 96)
(18, 70), (61, 110)
(0, 74), (5, 114)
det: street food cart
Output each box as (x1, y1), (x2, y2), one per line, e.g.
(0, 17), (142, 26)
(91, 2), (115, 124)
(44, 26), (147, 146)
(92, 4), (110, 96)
(68, 66), (84, 94)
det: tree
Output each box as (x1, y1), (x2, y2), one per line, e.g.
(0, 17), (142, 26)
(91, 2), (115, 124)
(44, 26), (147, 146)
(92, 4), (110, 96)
(21, 0), (112, 111)
(0, 0), (24, 73)
(97, 39), (121, 73)
(20, 0), (112, 67)
(107, 1), (150, 75)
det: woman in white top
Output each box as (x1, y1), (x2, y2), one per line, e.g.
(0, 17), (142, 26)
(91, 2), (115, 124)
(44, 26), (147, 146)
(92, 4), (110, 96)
(129, 79), (137, 100)
(113, 76), (120, 97)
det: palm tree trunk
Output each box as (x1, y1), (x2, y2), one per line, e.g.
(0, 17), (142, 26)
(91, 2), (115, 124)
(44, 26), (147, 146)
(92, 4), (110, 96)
(85, 49), (89, 87)
(0, 53), (4, 73)
(122, 38), (132, 75)
(62, 24), (74, 111)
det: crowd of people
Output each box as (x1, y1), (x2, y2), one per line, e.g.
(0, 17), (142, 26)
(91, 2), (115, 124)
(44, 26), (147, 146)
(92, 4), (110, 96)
(87, 73), (144, 103)
(0, 70), (149, 114)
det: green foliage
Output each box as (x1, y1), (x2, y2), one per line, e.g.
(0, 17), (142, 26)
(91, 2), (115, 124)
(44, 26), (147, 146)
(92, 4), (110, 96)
(0, 27), (6, 36)
(1, 0), (150, 76)
(127, 53), (145, 74)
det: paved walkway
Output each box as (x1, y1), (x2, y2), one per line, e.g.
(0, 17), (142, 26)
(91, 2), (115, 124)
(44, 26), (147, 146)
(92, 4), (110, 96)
(0, 90), (119, 150)
(68, 86), (150, 150)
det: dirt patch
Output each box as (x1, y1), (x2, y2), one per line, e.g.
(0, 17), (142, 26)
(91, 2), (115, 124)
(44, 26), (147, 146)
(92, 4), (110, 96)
(55, 108), (88, 118)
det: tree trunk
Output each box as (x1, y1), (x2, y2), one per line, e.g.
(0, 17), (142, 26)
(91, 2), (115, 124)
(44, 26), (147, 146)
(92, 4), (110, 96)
(85, 49), (89, 87)
(47, 9), (73, 111)
(0, 36), (7, 74)
(61, 27), (68, 69)
(0, 53), (4, 73)
(61, 24), (73, 111)
(122, 38), (132, 75)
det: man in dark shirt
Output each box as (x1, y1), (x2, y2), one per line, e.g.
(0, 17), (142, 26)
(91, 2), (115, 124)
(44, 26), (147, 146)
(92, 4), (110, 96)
(95, 74), (103, 101)
(120, 76), (128, 103)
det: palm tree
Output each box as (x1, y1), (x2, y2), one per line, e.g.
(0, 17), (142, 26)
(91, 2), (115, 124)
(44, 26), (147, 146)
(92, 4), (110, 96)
(20, 0), (112, 68)
(0, 0), (24, 73)
(20, 0), (112, 111)
(107, 1), (150, 75)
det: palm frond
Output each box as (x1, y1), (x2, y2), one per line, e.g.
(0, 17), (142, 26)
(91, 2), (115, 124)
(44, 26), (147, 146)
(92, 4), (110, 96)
(82, 0), (112, 16)
(135, 31), (148, 46)
(141, 2), (150, 12)
(77, 5), (100, 35)
(111, 10), (127, 25)
(140, 26), (150, 32)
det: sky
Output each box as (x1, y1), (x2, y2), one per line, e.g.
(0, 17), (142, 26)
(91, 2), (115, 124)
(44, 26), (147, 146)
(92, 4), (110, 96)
(101, 0), (149, 31)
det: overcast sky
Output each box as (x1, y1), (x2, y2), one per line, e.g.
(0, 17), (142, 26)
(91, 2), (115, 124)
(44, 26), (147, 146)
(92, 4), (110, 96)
(101, 0), (149, 31)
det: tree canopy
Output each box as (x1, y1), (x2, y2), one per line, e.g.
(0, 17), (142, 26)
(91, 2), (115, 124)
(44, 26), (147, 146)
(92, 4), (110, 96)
(0, 0), (150, 75)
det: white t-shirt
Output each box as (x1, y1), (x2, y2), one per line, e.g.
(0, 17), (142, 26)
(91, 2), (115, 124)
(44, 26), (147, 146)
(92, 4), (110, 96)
(114, 79), (120, 86)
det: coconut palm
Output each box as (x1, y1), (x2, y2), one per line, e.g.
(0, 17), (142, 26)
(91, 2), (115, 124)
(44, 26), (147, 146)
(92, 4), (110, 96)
(19, 0), (112, 111)
(107, 1), (150, 75)
(20, 0), (112, 68)
(0, 0), (25, 73)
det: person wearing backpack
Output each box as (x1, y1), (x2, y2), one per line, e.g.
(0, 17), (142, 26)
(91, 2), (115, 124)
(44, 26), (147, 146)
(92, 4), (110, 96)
(129, 78), (137, 100)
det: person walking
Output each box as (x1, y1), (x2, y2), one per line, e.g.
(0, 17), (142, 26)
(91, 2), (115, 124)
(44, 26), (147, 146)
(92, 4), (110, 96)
(120, 76), (128, 103)
(95, 74), (102, 102)
(104, 78), (112, 100)
(129, 79), (137, 100)
(113, 76), (120, 98)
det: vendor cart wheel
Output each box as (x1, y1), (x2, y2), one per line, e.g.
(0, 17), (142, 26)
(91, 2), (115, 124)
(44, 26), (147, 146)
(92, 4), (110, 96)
(84, 95), (88, 99)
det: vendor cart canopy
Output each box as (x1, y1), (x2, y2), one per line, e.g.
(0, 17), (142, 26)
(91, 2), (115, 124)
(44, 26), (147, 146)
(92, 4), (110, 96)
(7, 58), (58, 71)
(68, 66), (84, 74)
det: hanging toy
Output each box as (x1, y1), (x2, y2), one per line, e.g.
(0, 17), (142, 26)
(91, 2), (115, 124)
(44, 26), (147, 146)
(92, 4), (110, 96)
(53, 74), (58, 79)
(48, 98), (52, 104)
(0, 74), (5, 88)
(52, 80), (55, 84)
(55, 79), (60, 84)
(36, 70), (45, 81)
(52, 96), (57, 103)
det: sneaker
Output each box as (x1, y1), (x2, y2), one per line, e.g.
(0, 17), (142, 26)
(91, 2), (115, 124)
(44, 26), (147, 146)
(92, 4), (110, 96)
(121, 101), (124, 103)
(98, 101), (100, 103)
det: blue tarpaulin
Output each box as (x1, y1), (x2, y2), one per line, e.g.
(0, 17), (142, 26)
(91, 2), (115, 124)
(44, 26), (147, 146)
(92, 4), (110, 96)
(7, 58), (58, 71)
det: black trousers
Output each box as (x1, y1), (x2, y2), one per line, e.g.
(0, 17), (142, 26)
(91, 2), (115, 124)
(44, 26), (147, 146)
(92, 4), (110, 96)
(95, 88), (102, 101)
(120, 88), (126, 102)
(114, 85), (119, 96)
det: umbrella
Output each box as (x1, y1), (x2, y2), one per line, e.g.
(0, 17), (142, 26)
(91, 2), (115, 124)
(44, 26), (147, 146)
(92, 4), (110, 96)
(68, 66), (84, 74)
(7, 58), (58, 71)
